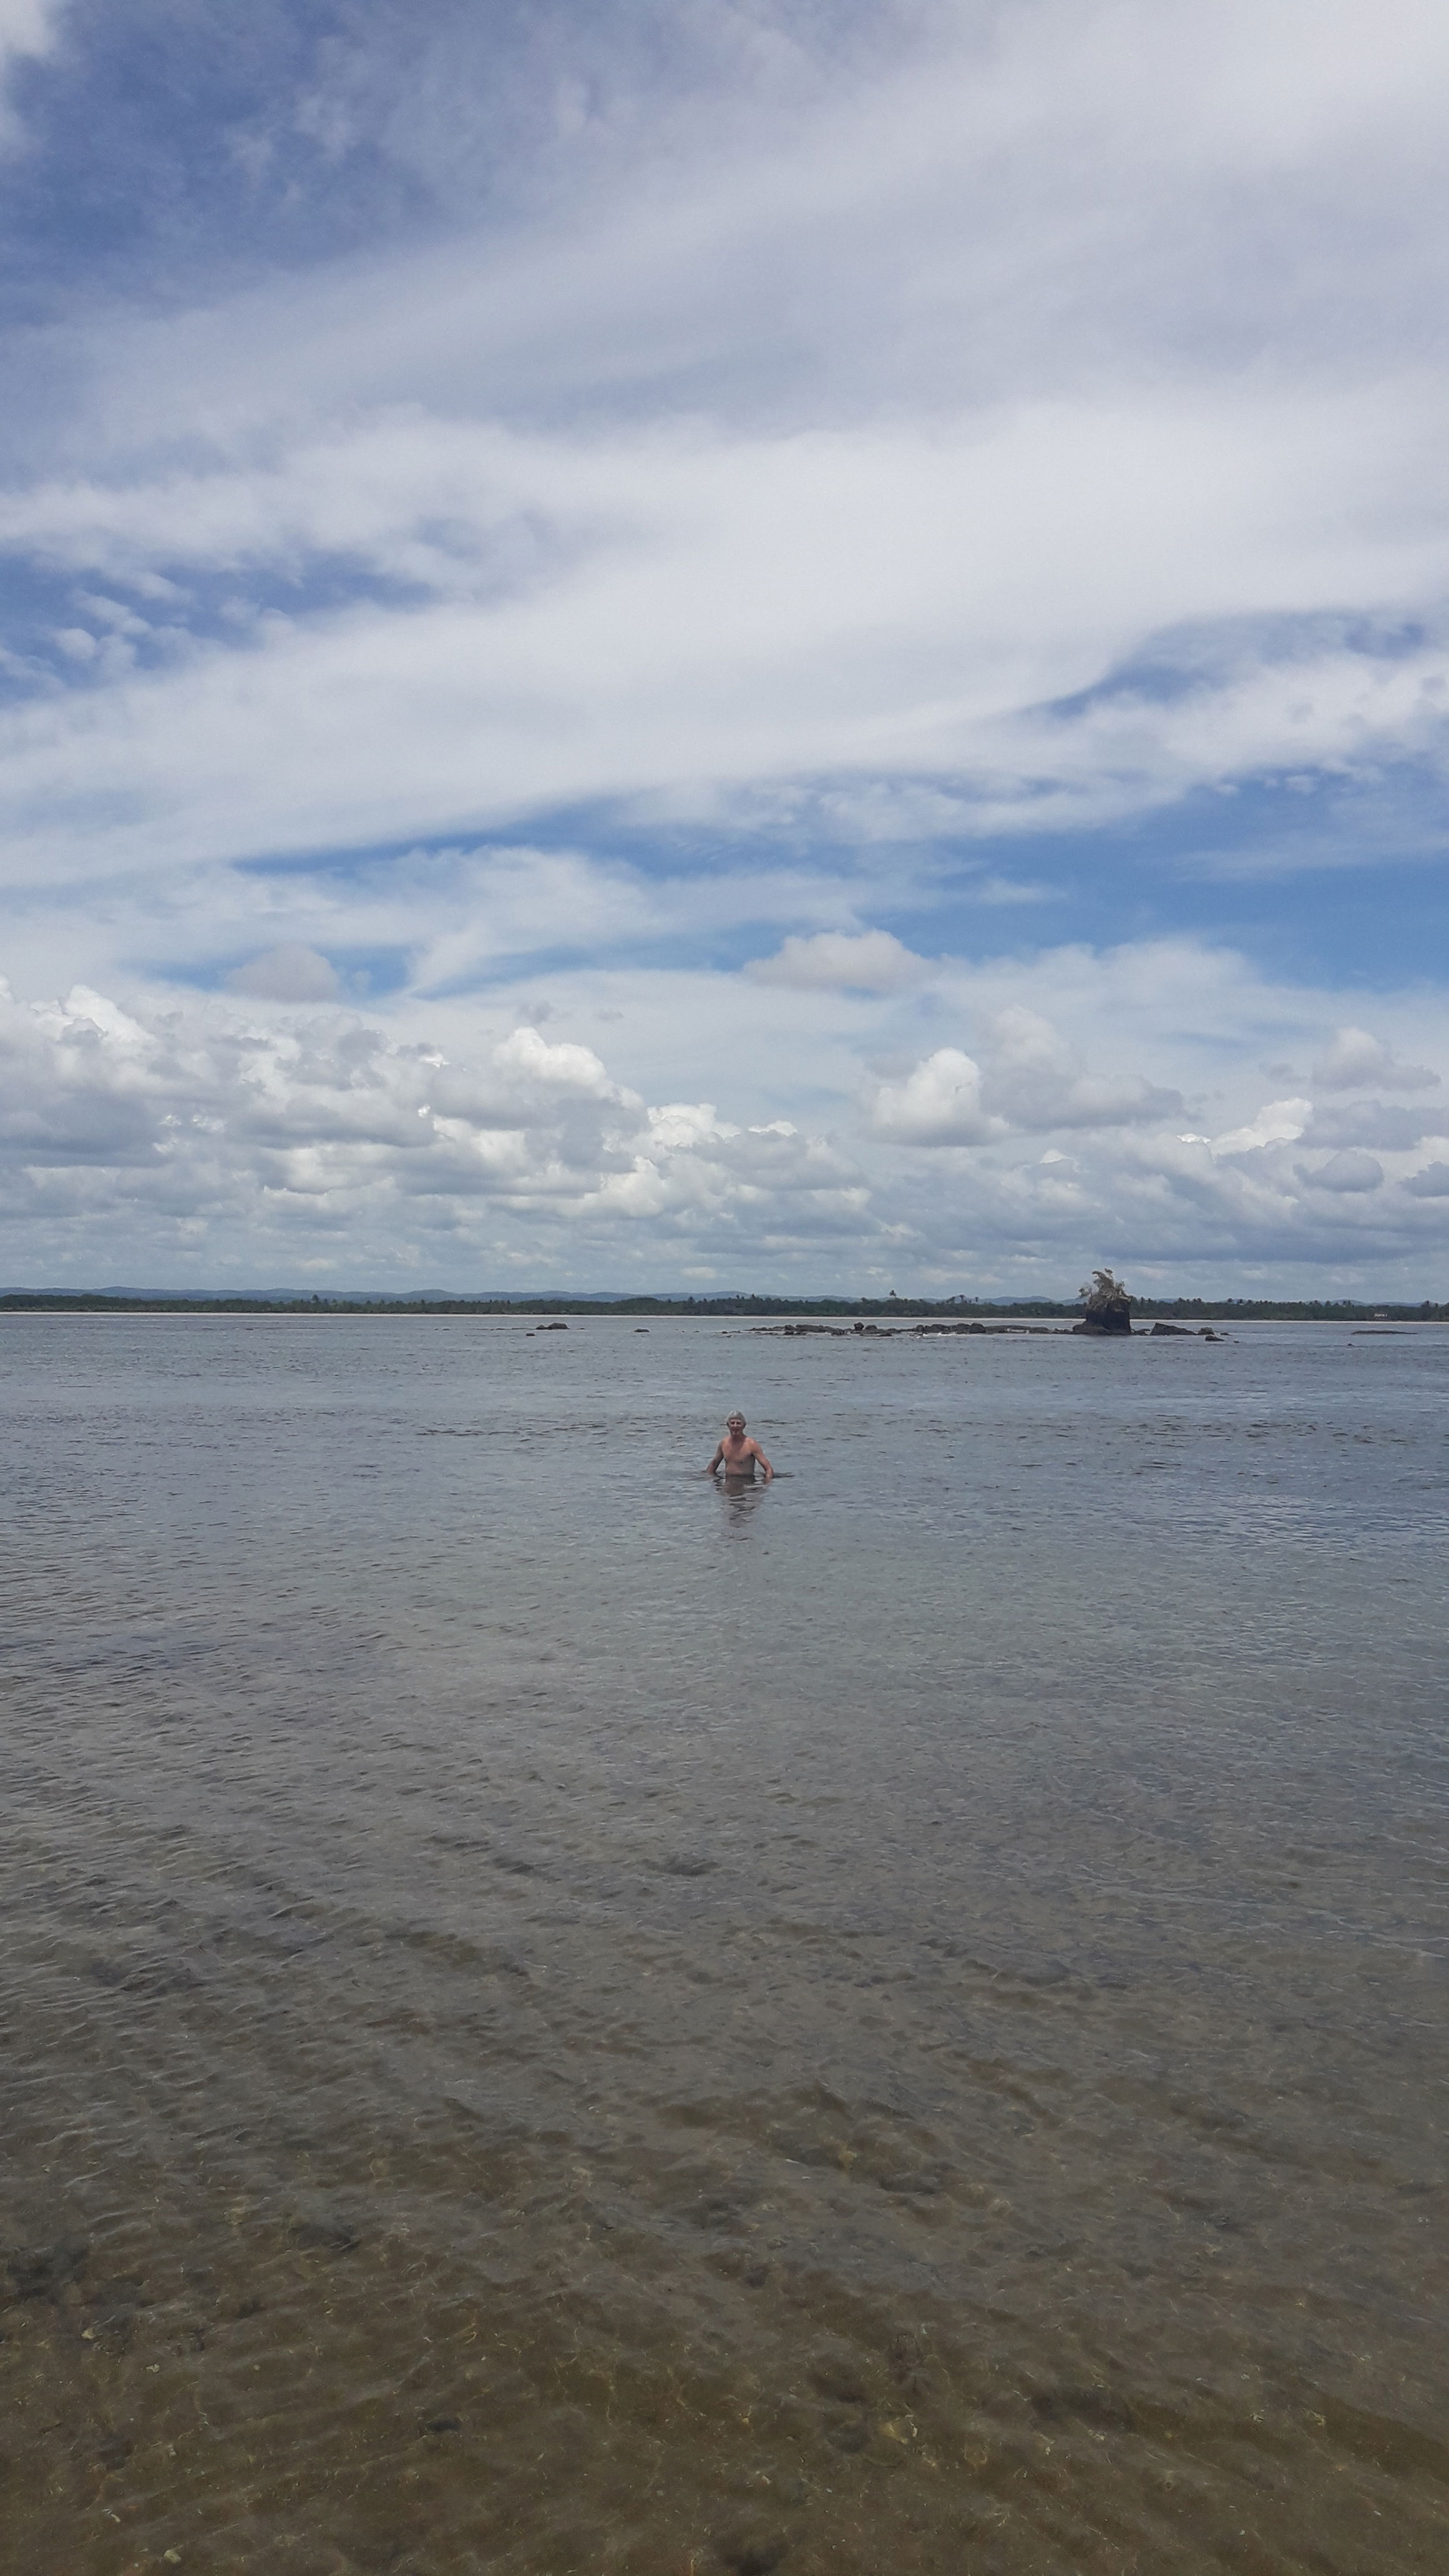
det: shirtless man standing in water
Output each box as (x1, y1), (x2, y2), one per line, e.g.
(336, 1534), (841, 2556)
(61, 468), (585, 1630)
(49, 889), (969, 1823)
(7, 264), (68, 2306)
(706, 1413), (774, 1482)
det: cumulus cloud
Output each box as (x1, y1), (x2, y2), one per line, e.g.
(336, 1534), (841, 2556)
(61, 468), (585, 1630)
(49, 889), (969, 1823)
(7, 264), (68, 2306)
(225, 944), (340, 1001)
(1, 938), (1447, 1289)
(1404, 1161), (1449, 1197)
(979, 1005), (1183, 1132)
(870, 1048), (1005, 1147)
(1211, 1098), (1312, 1155)
(867, 1005), (1181, 1147)
(0, 981), (869, 1279)
(746, 930), (929, 992)
(1311, 1025), (1441, 1090)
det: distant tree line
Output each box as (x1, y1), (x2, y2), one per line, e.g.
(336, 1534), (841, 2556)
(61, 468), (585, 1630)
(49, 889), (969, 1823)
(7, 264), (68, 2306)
(2, 1289), (1445, 1320)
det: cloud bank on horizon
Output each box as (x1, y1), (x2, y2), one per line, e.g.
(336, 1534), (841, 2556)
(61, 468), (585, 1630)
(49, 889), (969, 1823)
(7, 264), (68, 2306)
(1, 0), (1446, 1292)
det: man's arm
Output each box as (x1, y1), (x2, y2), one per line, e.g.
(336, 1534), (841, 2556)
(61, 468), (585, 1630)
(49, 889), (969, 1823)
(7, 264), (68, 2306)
(750, 1440), (774, 1481)
(706, 1443), (724, 1477)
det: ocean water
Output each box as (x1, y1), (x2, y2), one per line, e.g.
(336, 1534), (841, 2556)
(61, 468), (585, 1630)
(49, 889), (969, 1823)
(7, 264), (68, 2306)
(1, 1312), (1445, 2576)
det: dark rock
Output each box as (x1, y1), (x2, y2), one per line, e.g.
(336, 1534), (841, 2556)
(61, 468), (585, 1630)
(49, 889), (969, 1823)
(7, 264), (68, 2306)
(423, 2414), (462, 2436)
(717, 2534), (789, 2575)
(1077, 1271), (1133, 1333)
(1149, 1321), (1193, 1336)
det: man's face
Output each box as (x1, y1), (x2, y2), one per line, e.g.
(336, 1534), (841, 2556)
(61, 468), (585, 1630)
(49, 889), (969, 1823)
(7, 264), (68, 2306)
(726, 1418), (746, 1437)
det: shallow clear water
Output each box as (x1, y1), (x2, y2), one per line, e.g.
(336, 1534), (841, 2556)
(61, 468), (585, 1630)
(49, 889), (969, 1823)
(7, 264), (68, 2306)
(1, 1314), (1445, 2576)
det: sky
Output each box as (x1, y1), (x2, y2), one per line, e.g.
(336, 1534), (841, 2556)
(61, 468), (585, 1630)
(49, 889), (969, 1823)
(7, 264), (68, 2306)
(1, 0), (1447, 1295)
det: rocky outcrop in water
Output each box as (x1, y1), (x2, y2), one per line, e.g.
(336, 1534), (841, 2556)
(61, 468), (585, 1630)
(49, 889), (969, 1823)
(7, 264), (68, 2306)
(1075, 1267), (1133, 1333)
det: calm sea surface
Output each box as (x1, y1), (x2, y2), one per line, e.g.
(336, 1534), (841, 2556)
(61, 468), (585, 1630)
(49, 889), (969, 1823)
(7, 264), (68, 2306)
(2, 1314), (1445, 2576)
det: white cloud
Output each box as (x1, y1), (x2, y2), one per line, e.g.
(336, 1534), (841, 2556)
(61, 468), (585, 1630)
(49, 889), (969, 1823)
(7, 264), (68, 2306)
(2, 8), (1449, 1295)
(1, 937), (1447, 1290)
(2, 5), (1449, 880)
(2, 391), (1447, 889)
(870, 1047), (1005, 1147)
(0, 981), (868, 1279)
(979, 1003), (1183, 1132)
(0, 0), (57, 77)
(0, 0), (59, 150)
(0, 0), (58, 53)
(746, 930), (928, 992)
(493, 1023), (621, 1096)
(1310, 1025), (1441, 1090)
(868, 1002), (1186, 1149)
(226, 944), (340, 1002)
(1211, 1098), (1312, 1155)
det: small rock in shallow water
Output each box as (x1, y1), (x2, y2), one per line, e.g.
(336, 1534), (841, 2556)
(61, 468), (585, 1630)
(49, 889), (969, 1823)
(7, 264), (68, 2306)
(7, 2239), (89, 2301)
(716, 2532), (788, 2575)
